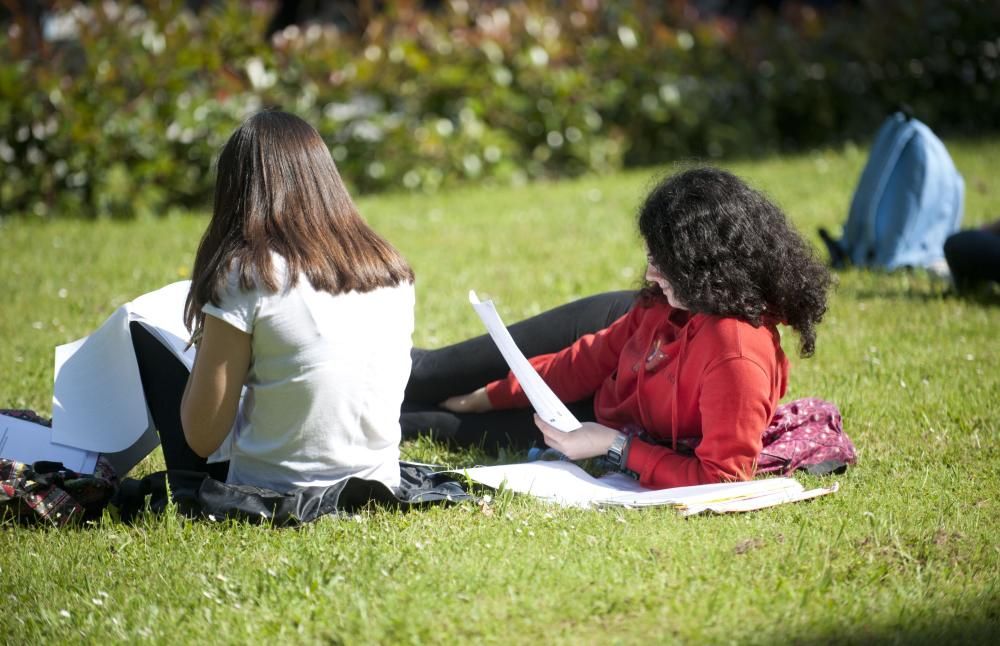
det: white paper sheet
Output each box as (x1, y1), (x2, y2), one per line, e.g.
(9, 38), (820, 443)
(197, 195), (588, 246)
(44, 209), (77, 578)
(468, 291), (581, 432)
(601, 477), (805, 508)
(52, 307), (152, 453)
(128, 282), (197, 369)
(449, 460), (836, 513)
(50, 281), (240, 472)
(454, 461), (635, 507)
(0, 414), (98, 474)
(681, 482), (840, 516)
(51, 282), (193, 467)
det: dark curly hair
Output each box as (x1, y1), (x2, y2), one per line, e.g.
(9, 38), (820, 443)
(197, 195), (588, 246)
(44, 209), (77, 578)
(638, 167), (831, 357)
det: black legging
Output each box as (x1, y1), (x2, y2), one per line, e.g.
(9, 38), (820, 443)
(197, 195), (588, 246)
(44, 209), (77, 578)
(401, 291), (638, 452)
(129, 322), (229, 480)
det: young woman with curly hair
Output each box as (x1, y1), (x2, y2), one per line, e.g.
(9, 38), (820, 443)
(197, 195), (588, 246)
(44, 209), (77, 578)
(401, 166), (832, 489)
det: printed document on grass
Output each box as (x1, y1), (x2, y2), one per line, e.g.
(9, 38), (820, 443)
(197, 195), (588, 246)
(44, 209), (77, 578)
(453, 461), (838, 514)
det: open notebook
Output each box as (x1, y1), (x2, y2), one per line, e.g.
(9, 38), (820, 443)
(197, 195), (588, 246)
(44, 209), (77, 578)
(450, 461), (838, 514)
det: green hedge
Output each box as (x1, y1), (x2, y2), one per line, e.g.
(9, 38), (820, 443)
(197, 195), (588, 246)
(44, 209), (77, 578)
(2, 0), (998, 219)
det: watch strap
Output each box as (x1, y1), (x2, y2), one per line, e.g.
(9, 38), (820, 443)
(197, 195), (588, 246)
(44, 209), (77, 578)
(606, 432), (630, 469)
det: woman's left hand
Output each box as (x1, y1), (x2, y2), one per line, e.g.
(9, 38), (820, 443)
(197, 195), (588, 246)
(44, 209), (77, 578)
(534, 415), (621, 460)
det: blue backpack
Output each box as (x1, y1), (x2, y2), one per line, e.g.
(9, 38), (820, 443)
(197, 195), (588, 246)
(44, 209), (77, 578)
(820, 112), (964, 270)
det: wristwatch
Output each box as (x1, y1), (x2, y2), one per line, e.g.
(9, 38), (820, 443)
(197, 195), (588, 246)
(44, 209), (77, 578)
(606, 432), (632, 472)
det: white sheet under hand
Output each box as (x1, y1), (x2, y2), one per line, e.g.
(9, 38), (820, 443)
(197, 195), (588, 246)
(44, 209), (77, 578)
(449, 460), (838, 513)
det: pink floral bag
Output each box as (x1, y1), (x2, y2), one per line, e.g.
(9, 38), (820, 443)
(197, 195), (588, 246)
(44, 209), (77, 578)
(757, 398), (857, 476)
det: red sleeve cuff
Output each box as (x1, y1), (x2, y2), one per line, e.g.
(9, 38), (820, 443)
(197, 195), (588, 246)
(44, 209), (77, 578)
(624, 436), (659, 476)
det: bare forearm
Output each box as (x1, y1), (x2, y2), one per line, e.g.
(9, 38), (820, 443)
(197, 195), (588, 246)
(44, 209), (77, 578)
(179, 316), (250, 457)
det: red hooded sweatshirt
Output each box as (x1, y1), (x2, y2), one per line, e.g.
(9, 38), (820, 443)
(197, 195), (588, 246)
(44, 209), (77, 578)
(486, 302), (789, 489)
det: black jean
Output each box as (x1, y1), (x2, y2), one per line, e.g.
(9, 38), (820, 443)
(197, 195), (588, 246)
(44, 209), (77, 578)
(400, 291), (638, 452)
(944, 229), (1000, 289)
(129, 322), (229, 480)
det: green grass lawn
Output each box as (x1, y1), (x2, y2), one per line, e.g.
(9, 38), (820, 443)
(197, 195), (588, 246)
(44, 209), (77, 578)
(2, 139), (999, 643)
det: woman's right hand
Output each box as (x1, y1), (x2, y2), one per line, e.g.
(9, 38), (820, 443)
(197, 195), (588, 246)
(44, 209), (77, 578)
(440, 387), (493, 413)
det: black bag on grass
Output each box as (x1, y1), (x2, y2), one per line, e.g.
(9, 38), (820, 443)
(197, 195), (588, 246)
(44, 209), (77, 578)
(113, 462), (474, 526)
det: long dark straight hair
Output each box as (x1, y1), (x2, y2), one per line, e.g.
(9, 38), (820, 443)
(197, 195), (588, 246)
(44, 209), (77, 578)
(184, 110), (413, 336)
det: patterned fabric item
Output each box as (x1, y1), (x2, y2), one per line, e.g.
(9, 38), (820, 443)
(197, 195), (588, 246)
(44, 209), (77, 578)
(757, 398), (856, 475)
(0, 409), (118, 527)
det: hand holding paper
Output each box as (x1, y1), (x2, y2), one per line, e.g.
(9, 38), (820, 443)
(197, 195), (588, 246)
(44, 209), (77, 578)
(535, 416), (619, 459)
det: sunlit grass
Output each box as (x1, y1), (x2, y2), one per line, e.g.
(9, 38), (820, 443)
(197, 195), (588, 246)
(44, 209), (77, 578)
(1, 138), (998, 643)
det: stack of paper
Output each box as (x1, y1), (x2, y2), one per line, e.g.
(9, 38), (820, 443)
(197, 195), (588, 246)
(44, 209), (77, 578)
(1, 413), (98, 474)
(605, 477), (840, 516)
(49, 282), (196, 476)
(453, 461), (646, 508)
(451, 460), (838, 514)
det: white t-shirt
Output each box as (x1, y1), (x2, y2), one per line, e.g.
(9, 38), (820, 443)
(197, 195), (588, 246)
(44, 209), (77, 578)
(202, 258), (414, 492)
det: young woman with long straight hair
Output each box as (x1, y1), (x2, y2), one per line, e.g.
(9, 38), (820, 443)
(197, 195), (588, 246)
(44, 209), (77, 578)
(131, 110), (414, 492)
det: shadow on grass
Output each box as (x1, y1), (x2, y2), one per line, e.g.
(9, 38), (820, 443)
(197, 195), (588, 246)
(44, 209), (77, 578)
(776, 605), (1000, 645)
(842, 278), (1000, 306)
(848, 288), (1000, 307)
(950, 282), (1000, 307)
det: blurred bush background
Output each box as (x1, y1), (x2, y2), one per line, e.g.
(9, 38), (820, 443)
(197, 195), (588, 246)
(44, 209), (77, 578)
(2, 0), (998, 219)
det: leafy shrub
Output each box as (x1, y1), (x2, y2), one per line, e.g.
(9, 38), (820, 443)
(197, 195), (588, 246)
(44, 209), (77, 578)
(1, 0), (998, 219)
